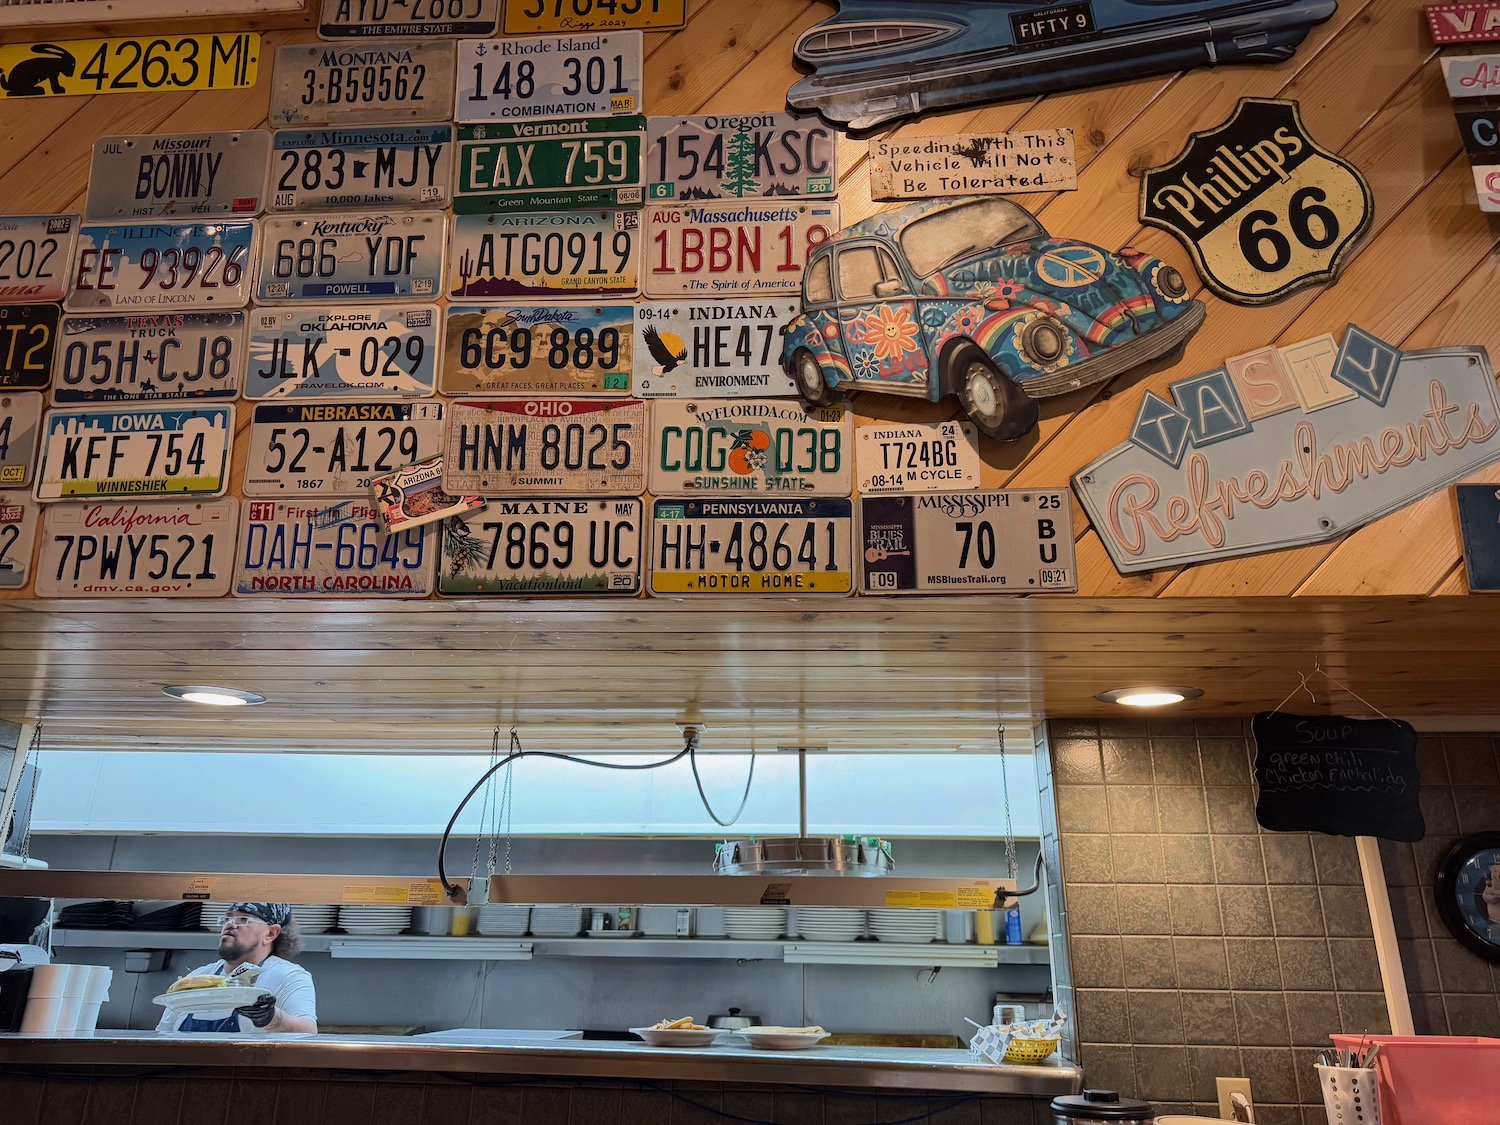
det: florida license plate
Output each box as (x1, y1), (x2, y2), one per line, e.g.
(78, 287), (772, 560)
(234, 498), (436, 597)
(644, 202), (837, 297)
(65, 221), (255, 312)
(0, 496), (38, 589)
(0, 392), (42, 487)
(449, 210), (639, 300)
(444, 398), (646, 494)
(647, 114), (836, 201)
(856, 420), (981, 494)
(0, 215), (78, 303)
(87, 131), (270, 221)
(439, 496), (642, 594)
(455, 117), (645, 213)
(504, 0), (685, 34)
(270, 125), (454, 212)
(649, 400), (849, 496)
(34, 404), (234, 501)
(456, 32), (642, 122)
(256, 212), (445, 302)
(52, 312), (245, 404)
(0, 304), (60, 391)
(442, 304), (632, 395)
(319, 0), (501, 37)
(632, 298), (798, 398)
(244, 401), (446, 497)
(270, 40), (457, 127)
(649, 496), (853, 595)
(245, 305), (439, 400)
(35, 498), (237, 598)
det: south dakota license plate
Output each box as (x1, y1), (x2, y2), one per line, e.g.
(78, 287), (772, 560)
(52, 312), (245, 404)
(644, 202), (837, 297)
(444, 398), (646, 494)
(0, 215), (78, 303)
(439, 497), (642, 594)
(270, 125), (454, 212)
(0, 392), (42, 487)
(65, 222), (255, 312)
(647, 113), (836, 201)
(449, 210), (638, 300)
(442, 304), (632, 395)
(256, 211), (445, 302)
(632, 298), (798, 398)
(0, 304), (60, 391)
(87, 131), (270, 221)
(234, 498), (436, 597)
(649, 496), (853, 595)
(245, 305), (439, 399)
(0, 496), (38, 590)
(319, 0), (501, 37)
(648, 399), (850, 496)
(34, 404), (234, 501)
(456, 32), (641, 122)
(243, 401), (446, 497)
(455, 118), (645, 213)
(35, 498), (238, 598)
(270, 40), (456, 127)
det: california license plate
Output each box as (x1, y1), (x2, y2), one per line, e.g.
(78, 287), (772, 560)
(320, 0), (501, 37)
(87, 131), (270, 221)
(270, 40), (456, 127)
(442, 304), (632, 395)
(504, 0), (685, 34)
(444, 398), (646, 494)
(245, 305), (439, 400)
(449, 210), (638, 300)
(439, 496), (642, 594)
(270, 125), (454, 212)
(0, 304), (60, 391)
(455, 117), (645, 213)
(0, 496), (38, 589)
(647, 114), (837, 202)
(244, 401), (446, 497)
(644, 201), (837, 297)
(0, 392), (42, 487)
(52, 312), (244, 404)
(256, 212), (445, 302)
(0, 34), (258, 100)
(649, 399), (850, 497)
(856, 420), (981, 494)
(632, 298), (798, 398)
(34, 404), (234, 501)
(65, 221), (255, 312)
(234, 498), (436, 597)
(649, 496), (853, 595)
(35, 498), (237, 598)
(455, 32), (642, 122)
(0, 216), (78, 303)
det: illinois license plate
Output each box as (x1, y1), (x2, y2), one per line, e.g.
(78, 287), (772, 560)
(439, 496), (642, 594)
(0, 392), (43, 487)
(649, 400), (849, 496)
(455, 32), (642, 122)
(35, 497), (237, 597)
(244, 401), (446, 497)
(0, 215), (78, 303)
(256, 211), (445, 302)
(444, 398), (646, 494)
(455, 117), (645, 213)
(632, 298), (797, 398)
(647, 114), (837, 202)
(270, 125), (454, 212)
(0, 34), (258, 100)
(859, 490), (1077, 595)
(442, 304), (632, 395)
(270, 40), (456, 127)
(0, 304), (60, 391)
(320, 0), (501, 37)
(649, 496), (853, 595)
(504, 0), (685, 34)
(87, 131), (270, 221)
(245, 305), (439, 400)
(234, 498), (436, 597)
(644, 201), (837, 297)
(0, 496), (38, 589)
(65, 221), (255, 312)
(52, 312), (244, 404)
(449, 210), (638, 300)
(856, 420), (981, 494)
(34, 404), (234, 501)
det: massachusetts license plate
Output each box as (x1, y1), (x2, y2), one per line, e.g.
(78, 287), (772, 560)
(504, 0), (685, 34)
(52, 312), (245, 404)
(256, 212), (445, 302)
(34, 404), (234, 501)
(320, 0), (501, 37)
(632, 298), (798, 398)
(35, 498), (238, 597)
(439, 496), (642, 594)
(65, 221), (255, 312)
(0, 304), (60, 391)
(449, 210), (639, 300)
(270, 125), (454, 212)
(234, 498), (436, 597)
(856, 420), (981, 494)
(0, 496), (38, 589)
(0, 215), (78, 303)
(644, 202), (838, 297)
(245, 305), (439, 400)
(647, 114), (836, 202)
(442, 304), (632, 395)
(0, 392), (43, 487)
(649, 400), (850, 496)
(444, 398), (646, 494)
(270, 40), (456, 127)
(649, 496), (853, 595)
(455, 32), (642, 122)
(86, 131), (270, 221)
(859, 490), (1077, 595)
(0, 34), (258, 100)
(244, 401), (446, 497)
(455, 117), (645, 213)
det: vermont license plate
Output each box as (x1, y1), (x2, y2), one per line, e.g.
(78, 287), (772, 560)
(504, 0), (685, 34)
(87, 131), (270, 221)
(444, 398), (646, 494)
(0, 496), (38, 589)
(0, 392), (42, 487)
(647, 114), (836, 201)
(0, 304), (60, 391)
(644, 202), (837, 297)
(0, 34), (258, 100)
(856, 420), (981, 494)
(439, 496), (642, 594)
(442, 304), (632, 395)
(35, 498), (238, 597)
(234, 498), (436, 596)
(52, 312), (245, 404)
(256, 212), (445, 302)
(65, 222), (255, 312)
(0, 215), (78, 303)
(455, 32), (642, 122)
(34, 404), (234, 501)
(649, 400), (850, 496)
(320, 0), (501, 37)
(632, 298), (798, 398)
(449, 210), (639, 300)
(270, 40), (456, 127)
(455, 117), (645, 213)
(245, 305), (440, 400)
(649, 496), (853, 595)
(270, 125), (454, 212)
(244, 401), (446, 497)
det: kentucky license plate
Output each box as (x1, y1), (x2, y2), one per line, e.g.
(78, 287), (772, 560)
(0, 34), (258, 100)
(649, 497), (853, 595)
(449, 210), (639, 300)
(234, 498), (436, 597)
(0, 304), (60, 391)
(0, 393), (42, 487)
(52, 312), (244, 404)
(320, 0), (501, 37)
(256, 212), (445, 302)
(455, 117), (645, 213)
(649, 400), (850, 496)
(644, 202), (837, 297)
(65, 222), (255, 312)
(504, 0), (685, 34)
(456, 32), (642, 122)
(34, 404), (233, 501)
(35, 498), (237, 598)
(0, 216), (78, 303)
(444, 398), (646, 494)
(0, 496), (38, 589)
(245, 305), (439, 400)
(647, 114), (836, 201)
(87, 131), (270, 221)
(442, 304), (632, 395)
(856, 420), (981, 494)
(271, 126), (453, 212)
(439, 497), (642, 594)
(632, 298), (797, 398)
(270, 40), (456, 127)
(244, 401), (446, 497)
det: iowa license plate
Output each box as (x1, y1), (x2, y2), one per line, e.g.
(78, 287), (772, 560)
(504, 0), (685, 34)
(0, 215), (78, 303)
(644, 202), (837, 297)
(649, 496), (853, 595)
(0, 393), (43, 487)
(455, 117), (645, 213)
(270, 41), (456, 127)
(449, 210), (639, 300)
(442, 304), (632, 395)
(65, 221), (255, 312)
(35, 497), (237, 597)
(856, 420), (981, 494)
(245, 305), (439, 400)
(244, 401), (445, 497)
(444, 398), (646, 494)
(87, 131), (270, 221)
(647, 114), (836, 201)
(0, 304), (60, 391)
(34, 404), (234, 501)
(0, 34), (258, 100)
(256, 212), (445, 302)
(270, 125), (454, 212)
(439, 497), (642, 594)
(53, 312), (244, 404)
(632, 298), (798, 398)
(234, 498), (436, 597)
(456, 32), (642, 122)
(0, 496), (38, 589)
(649, 400), (850, 496)
(320, 0), (501, 37)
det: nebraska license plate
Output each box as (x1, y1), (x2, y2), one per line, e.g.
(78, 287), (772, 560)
(244, 401), (446, 497)
(456, 33), (642, 122)
(256, 211), (445, 302)
(439, 496), (642, 594)
(34, 404), (234, 501)
(648, 399), (850, 496)
(0, 215), (78, 303)
(35, 497), (238, 598)
(644, 201), (837, 297)
(455, 117), (645, 213)
(0, 304), (60, 391)
(270, 40), (457, 127)
(86, 131), (270, 221)
(0, 496), (38, 589)
(647, 114), (836, 202)
(855, 420), (981, 494)
(504, 0), (685, 34)
(52, 312), (245, 404)
(270, 125), (454, 212)
(442, 304), (632, 395)
(649, 496), (853, 595)
(444, 398), (646, 494)
(632, 298), (798, 398)
(0, 392), (43, 487)
(65, 221), (255, 312)
(245, 305), (439, 400)
(449, 210), (639, 300)
(319, 0), (501, 37)
(234, 498), (436, 597)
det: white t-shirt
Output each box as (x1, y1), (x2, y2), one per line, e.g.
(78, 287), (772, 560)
(156, 955), (317, 1034)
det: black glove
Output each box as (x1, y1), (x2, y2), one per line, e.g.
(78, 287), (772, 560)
(234, 994), (277, 1028)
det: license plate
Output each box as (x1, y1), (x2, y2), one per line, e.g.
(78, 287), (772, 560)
(256, 212), (445, 302)
(270, 125), (454, 212)
(1009, 1), (1097, 47)
(439, 496), (642, 594)
(320, 0), (501, 37)
(859, 490), (1078, 595)
(444, 398), (646, 494)
(245, 305), (440, 399)
(234, 498), (436, 597)
(649, 399), (850, 496)
(0, 496), (38, 589)
(856, 421), (981, 494)
(455, 32), (642, 122)
(270, 40), (456, 127)
(244, 401), (446, 497)
(34, 404), (234, 501)
(649, 496), (853, 595)
(52, 312), (245, 404)
(647, 114), (837, 202)
(0, 216), (78, 303)
(0, 304), (60, 391)
(644, 202), (838, 297)
(632, 298), (798, 398)
(0, 34), (258, 100)
(87, 131), (270, 221)
(449, 210), (639, 300)
(504, 0), (685, 34)
(455, 117), (645, 213)
(65, 222), (255, 312)
(442, 304), (633, 395)
(35, 497), (237, 597)
(0, 392), (42, 487)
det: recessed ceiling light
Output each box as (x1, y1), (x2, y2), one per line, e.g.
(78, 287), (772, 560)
(1095, 686), (1204, 708)
(162, 686), (266, 707)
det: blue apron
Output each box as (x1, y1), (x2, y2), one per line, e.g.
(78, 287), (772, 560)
(174, 965), (243, 1033)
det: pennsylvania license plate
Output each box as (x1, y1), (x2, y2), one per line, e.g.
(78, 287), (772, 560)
(649, 496), (853, 595)
(234, 498), (436, 597)
(87, 131), (270, 221)
(455, 32), (642, 122)
(442, 304), (632, 395)
(270, 40), (456, 127)
(449, 210), (639, 300)
(444, 398), (646, 494)
(34, 404), (234, 501)
(244, 401), (446, 497)
(65, 221), (256, 312)
(647, 114), (836, 201)
(0, 215), (78, 303)
(0, 304), (60, 391)
(0, 496), (38, 590)
(245, 305), (439, 400)
(454, 117), (645, 213)
(35, 498), (238, 597)
(0, 34), (258, 100)
(632, 298), (797, 398)
(855, 420), (981, 494)
(0, 392), (43, 487)
(504, 0), (685, 34)
(648, 400), (850, 496)
(439, 496), (642, 594)
(320, 0), (501, 37)
(256, 211), (445, 302)
(270, 125), (454, 212)
(52, 312), (245, 404)
(643, 201), (837, 297)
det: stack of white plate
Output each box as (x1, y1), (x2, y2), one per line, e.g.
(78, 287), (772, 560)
(867, 908), (942, 943)
(723, 907), (786, 939)
(290, 905), (339, 935)
(337, 905), (412, 935)
(528, 906), (586, 936)
(476, 904), (531, 936)
(794, 907), (866, 942)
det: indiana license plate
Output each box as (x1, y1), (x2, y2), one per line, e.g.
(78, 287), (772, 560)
(442, 304), (632, 395)
(270, 125), (454, 212)
(35, 497), (237, 597)
(649, 496), (853, 595)
(52, 312), (245, 404)
(439, 496), (642, 594)
(256, 212), (445, 302)
(644, 202), (837, 297)
(455, 32), (641, 122)
(320, 0), (501, 37)
(856, 420), (981, 494)
(244, 401), (445, 497)
(449, 210), (638, 300)
(270, 40), (456, 127)
(0, 216), (78, 303)
(0, 392), (42, 487)
(647, 114), (836, 201)
(65, 221), (255, 312)
(504, 0), (685, 34)
(0, 304), (60, 391)
(34, 404), (234, 501)
(0, 34), (258, 100)
(245, 305), (439, 400)
(455, 117), (645, 213)
(234, 498), (436, 597)
(444, 398), (646, 494)
(649, 400), (850, 496)
(632, 298), (798, 398)
(0, 496), (37, 589)
(87, 131), (270, 221)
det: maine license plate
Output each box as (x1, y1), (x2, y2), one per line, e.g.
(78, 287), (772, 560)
(270, 125), (454, 212)
(235, 499), (436, 596)
(270, 40), (457, 127)
(244, 401), (446, 497)
(439, 496), (642, 595)
(0, 495), (37, 589)
(442, 304), (632, 395)
(649, 496), (853, 595)
(644, 201), (838, 297)
(455, 32), (642, 122)
(34, 404), (233, 501)
(0, 215), (78, 303)
(35, 497), (237, 598)
(859, 490), (1077, 595)
(256, 212), (445, 302)
(647, 114), (837, 201)
(455, 117), (645, 213)
(245, 305), (439, 400)
(0, 392), (43, 486)
(449, 210), (639, 300)
(504, 0), (685, 34)
(856, 420), (981, 494)
(444, 398), (646, 494)
(648, 399), (850, 496)
(320, 0), (501, 37)
(632, 298), (798, 398)
(52, 312), (245, 404)
(0, 304), (60, 390)
(65, 221), (255, 312)
(86, 131), (270, 221)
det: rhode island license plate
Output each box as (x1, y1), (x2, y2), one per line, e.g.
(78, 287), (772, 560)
(65, 222), (256, 312)
(234, 498), (436, 597)
(439, 496), (642, 595)
(0, 215), (78, 303)
(87, 131), (270, 221)
(0, 304), (60, 391)
(256, 211), (445, 302)
(455, 118), (645, 213)
(0, 496), (38, 590)
(319, 0), (501, 37)
(648, 399), (850, 496)
(443, 398), (647, 494)
(270, 125), (454, 212)
(442, 304), (632, 395)
(0, 392), (43, 487)
(243, 401), (446, 497)
(648, 496), (853, 595)
(455, 32), (642, 122)
(245, 305), (440, 399)
(643, 201), (837, 297)
(34, 497), (238, 598)
(632, 298), (798, 398)
(449, 210), (639, 300)
(270, 40), (457, 127)
(646, 113), (836, 201)
(52, 312), (245, 404)
(34, 404), (234, 501)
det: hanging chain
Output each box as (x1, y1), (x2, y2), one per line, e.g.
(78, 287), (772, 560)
(17, 723), (41, 864)
(998, 724), (1018, 881)
(501, 729), (520, 876)
(469, 724), (502, 885)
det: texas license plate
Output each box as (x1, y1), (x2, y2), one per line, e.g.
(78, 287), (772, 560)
(87, 131), (270, 221)
(34, 404), (234, 501)
(65, 221), (255, 311)
(0, 496), (37, 589)
(0, 34), (258, 100)
(455, 117), (645, 213)
(439, 496), (642, 594)
(245, 305), (439, 399)
(52, 312), (244, 404)
(455, 32), (642, 122)
(234, 498), (436, 596)
(859, 490), (1077, 595)
(0, 304), (60, 390)
(444, 398), (646, 494)
(244, 401), (446, 497)
(649, 496), (853, 594)
(647, 114), (837, 201)
(270, 125), (454, 212)
(256, 211), (445, 302)
(649, 399), (850, 496)
(35, 497), (237, 597)
(856, 420), (981, 494)
(644, 201), (837, 297)
(504, 0), (685, 34)
(270, 40), (456, 127)
(320, 0), (501, 37)
(449, 210), (639, 300)
(442, 304), (632, 395)
(632, 298), (798, 398)
(0, 215), (78, 303)
(0, 392), (42, 486)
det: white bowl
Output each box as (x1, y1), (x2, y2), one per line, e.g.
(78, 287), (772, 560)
(631, 1026), (722, 1047)
(735, 1028), (830, 1050)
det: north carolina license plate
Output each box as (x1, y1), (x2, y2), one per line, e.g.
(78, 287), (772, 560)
(87, 131), (270, 221)
(442, 304), (633, 395)
(256, 212), (445, 302)
(270, 125), (454, 212)
(34, 404), (234, 501)
(0, 392), (42, 487)
(0, 304), (60, 391)
(859, 490), (1077, 595)
(0, 34), (258, 100)
(649, 496), (853, 595)
(444, 398), (646, 494)
(0, 496), (38, 589)
(504, 0), (685, 34)
(270, 40), (456, 127)
(234, 498), (436, 597)
(244, 401), (446, 497)
(632, 298), (798, 398)
(65, 222), (255, 312)
(320, 0), (501, 37)
(0, 216), (78, 303)
(649, 399), (850, 496)
(647, 114), (837, 202)
(245, 305), (439, 400)
(52, 312), (245, 404)
(35, 497), (237, 597)
(644, 201), (837, 297)
(439, 496), (642, 594)
(455, 32), (642, 122)
(449, 210), (639, 300)
(856, 420), (981, 494)
(455, 117), (645, 213)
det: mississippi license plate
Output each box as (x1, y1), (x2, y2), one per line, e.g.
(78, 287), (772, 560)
(439, 496), (642, 594)
(35, 498), (237, 597)
(270, 125), (454, 212)
(0, 216), (78, 303)
(455, 117), (645, 213)
(87, 131), (270, 221)
(234, 498), (436, 596)
(504, 0), (685, 34)
(856, 420), (981, 494)
(649, 399), (850, 496)
(449, 210), (638, 300)
(647, 114), (837, 201)
(256, 211), (445, 302)
(65, 222), (255, 312)
(442, 304), (632, 395)
(644, 201), (837, 297)
(632, 298), (798, 398)
(244, 401), (445, 497)
(859, 490), (1077, 595)
(0, 34), (258, 100)
(34, 404), (234, 501)
(270, 40), (456, 127)
(0, 393), (43, 487)
(649, 496), (853, 595)
(320, 0), (501, 37)
(0, 496), (38, 590)
(52, 312), (245, 404)
(245, 305), (439, 400)
(455, 32), (642, 122)
(0, 304), (60, 391)
(444, 398), (646, 494)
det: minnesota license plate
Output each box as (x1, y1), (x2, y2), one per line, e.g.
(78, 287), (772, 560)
(504, 0), (685, 34)
(65, 221), (255, 312)
(270, 125), (454, 212)
(0, 496), (38, 589)
(444, 398), (646, 494)
(449, 210), (639, 300)
(35, 498), (238, 597)
(87, 131), (270, 221)
(455, 32), (642, 122)
(270, 40), (456, 127)
(649, 496), (853, 595)
(0, 216), (78, 303)
(52, 312), (245, 404)
(647, 114), (836, 202)
(256, 212), (445, 302)
(0, 34), (258, 100)
(439, 496), (642, 594)
(649, 399), (850, 496)
(244, 401), (446, 497)
(0, 304), (60, 391)
(0, 392), (43, 487)
(856, 420), (981, 494)
(34, 404), (234, 501)
(442, 304), (632, 395)
(320, 0), (501, 37)
(245, 305), (439, 400)
(644, 202), (837, 297)
(632, 298), (798, 398)
(234, 498), (436, 597)
(455, 117), (645, 213)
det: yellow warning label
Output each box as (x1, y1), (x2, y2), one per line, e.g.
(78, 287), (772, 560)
(407, 880), (444, 905)
(919, 891), (958, 909)
(883, 889), (921, 908)
(342, 883), (412, 905)
(956, 885), (998, 909)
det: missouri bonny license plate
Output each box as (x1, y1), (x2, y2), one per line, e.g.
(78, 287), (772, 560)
(270, 125), (454, 212)
(244, 401), (446, 497)
(52, 311), (245, 404)
(455, 117), (645, 213)
(234, 498), (436, 597)
(644, 201), (837, 297)
(0, 215), (78, 303)
(34, 404), (234, 501)
(444, 398), (646, 494)
(632, 298), (797, 398)
(647, 113), (836, 202)
(270, 40), (456, 127)
(504, 0), (685, 34)
(455, 32), (641, 122)
(65, 221), (255, 311)
(256, 211), (445, 302)
(245, 305), (439, 400)
(442, 304), (632, 396)
(35, 497), (237, 598)
(649, 496), (853, 595)
(0, 496), (38, 589)
(86, 131), (270, 221)
(0, 304), (61, 391)
(449, 209), (639, 300)
(319, 0), (501, 37)
(648, 399), (850, 496)
(439, 496), (642, 595)
(0, 392), (43, 487)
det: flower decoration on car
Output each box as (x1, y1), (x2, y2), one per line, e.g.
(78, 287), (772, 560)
(865, 305), (921, 362)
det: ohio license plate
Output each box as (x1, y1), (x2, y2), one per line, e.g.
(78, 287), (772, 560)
(455, 32), (642, 122)
(649, 496), (853, 595)
(52, 312), (244, 404)
(270, 40), (456, 127)
(859, 490), (1077, 595)
(35, 497), (237, 597)
(0, 215), (78, 303)
(270, 125), (454, 212)
(856, 420), (981, 494)
(455, 117), (645, 213)
(245, 305), (439, 400)
(649, 400), (850, 496)
(234, 498), (436, 596)
(0, 34), (258, 100)
(632, 298), (798, 398)
(0, 304), (60, 391)
(87, 131), (270, 221)
(647, 114), (837, 201)
(320, 0), (501, 37)
(34, 404), (234, 501)
(449, 210), (639, 300)
(0, 392), (43, 487)
(244, 401), (446, 497)
(65, 221), (255, 312)
(439, 496), (642, 594)
(444, 398), (646, 494)
(442, 304), (632, 395)
(644, 202), (837, 297)
(0, 496), (38, 589)
(256, 211), (445, 302)
(504, 0), (685, 34)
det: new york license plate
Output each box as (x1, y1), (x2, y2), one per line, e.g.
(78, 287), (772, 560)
(270, 40), (456, 127)
(0, 496), (38, 589)
(647, 114), (836, 201)
(449, 210), (639, 300)
(855, 420), (981, 494)
(245, 305), (439, 399)
(444, 398), (646, 494)
(234, 498), (436, 597)
(0, 215), (78, 303)
(34, 404), (234, 501)
(504, 0), (685, 34)
(0, 392), (42, 487)
(65, 221), (255, 311)
(270, 125), (454, 212)
(455, 32), (641, 122)
(35, 498), (238, 597)
(87, 131), (270, 221)
(442, 304), (632, 395)
(0, 304), (60, 391)
(648, 399), (850, 496)
(439, 497), (642, 594)
(244, 401), (446, 497)
(649, 496), (853, 595)
(256, 212), (445, 302)
(320, 0), (501, 37)
(52, 312), (245, 404)
(644, 202), (837, 297)
(455, 117), (645, 213)
(632, 298), (798, 398)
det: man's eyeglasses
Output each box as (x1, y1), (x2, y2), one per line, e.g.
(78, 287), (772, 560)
(222, 914), (271, 928)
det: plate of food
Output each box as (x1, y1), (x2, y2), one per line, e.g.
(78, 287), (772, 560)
(152, 974), (271, 1018)
(630, 1016), (723, 1047)
(734, 1025), (830, 1050)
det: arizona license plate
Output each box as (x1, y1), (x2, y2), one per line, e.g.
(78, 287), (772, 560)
(34, 404), (234, 501)
(270, 40), (456, 127)
(455, 32), (642, 122)
(444, 398), (646, 494)
(234, 498), (436, 596)
(455, 117), (645, 213)
(504, 0), (685, 34)
(35, 498), (237, 597)
(442, 304), (632, 395)
(632, 298), (798, 398)
(0, 496), (38, 590)
(245, 305), (439, 400)
(65, 221), (255, 312)
(0, 393), (43, 486)
(244, 401), (446, 497)
(320, 0), (501, 37)
(649, 400), (850, 496)
(0, 34), (258, 100)
(439, 496), (642, 594)
(52, 312), (244, 404)
(856, 420), (981, 494)
(0, 304), (60, 391)
(644, 201), (837, 297)
(270, 125), (454, 212)
(256, 212), (445, 302)
(449, 210), (639, 300)
(87, 131), (270, 221)
(859, 490), (1077, 595)
(649, 496), (853, 595)
(647, 114), (837, 202)
(0, 216), (78, 303)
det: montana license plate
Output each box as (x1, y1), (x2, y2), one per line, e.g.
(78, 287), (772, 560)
(234, 498), (436, 597)
(0, 304), (60, 391)
(442, 304), (632, 395)
(455, 117), (645, 213)
(270, 125), (454, 212)
(856, 420), (981, 494)
(320, 0), (501, 37)
(0, 496), (38, 590)
(632, 298), (798, 398)
(52, 312), (245, 404)
(65, 221), (255, 312)
(87, 131), (270, 221)
(256, 212), (445, 302)
(34, 404), (233, 501)
(439, 496), (642, 594)
(34, 498), (237, 597)
(245, 305), (439, 400)
(644, 202), (837, 297)
(270, 40), (456, 127)
(0, 392), (42, 487)
(444, 398), (646, 494)
(244, 401), (446, 496)
(649, 399), (850, 496)
(647, 114), (836, 201)
(504, 0), (685, 34)
(649, 496), (853, 595)
(0, 216), (78, 303)
(449, 210), (638, 300)
(455, 32), (642, 122)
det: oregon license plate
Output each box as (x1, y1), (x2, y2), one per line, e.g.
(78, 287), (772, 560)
(0, 304), (60, 391)
(0, 496), (38, 589)
(0, 392), (43, 487)
(270, 125), (454, 212)
(455, 117), (645, 213)
(856, 420), (981, 494)
(649, 496), (853, 595)
(644, 201), (837, 297)
(444, 398), (646, 494)
(647, 114), (836, 202)
(0, 34), (258, 100)
(256, 212), (445, 302)
(632, 298), (798, 398)
(320, 0), (501, 37)
(439, 496), (642, 594)
(504, 0), (685, 34)
(244, 401), (445, 497)
(449, 210), (638, 300)
(442, 304), (632, 395)
(52, 312), (245, 404)
(34, 404), (234, 501)
(234, 498), (436, 596)
(270, 40), (456, 127)
(649, 400), (850, 496)
(65, 222), (255, 312)
(87, 131), (270, 221)
(245, 305), (439, 400)
(35, 498), (237, 597)
(0, 216), (78, 303)
(455, 32), (642, 122)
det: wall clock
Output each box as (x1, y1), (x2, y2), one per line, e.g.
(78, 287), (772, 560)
(1434, 832), (1500, 962)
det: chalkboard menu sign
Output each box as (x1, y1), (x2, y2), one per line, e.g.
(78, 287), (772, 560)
(1252, 711), (1425, 841)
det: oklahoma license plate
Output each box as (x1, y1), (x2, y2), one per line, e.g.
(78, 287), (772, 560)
(65, 222), (255, 311)
(439, 497), (642, 594)
(0, 215), (78, 303)
(644, 201), (837, 297)
(0, 496), (38, 590)
(632, 298), (798, 398)
(270, 125), (454, 212)
(455, 117), (645, 213)
(856, 420), (981, 494)
(0, 304), (60, 391)
(87, 131), (270, 221)
(455, 32), (642, 122)
(35, 498), (238, 597)
(34, 404), (234, 501)
(444, 398), (646, 494)
(256, 212), (445, 302)
(504, 0), (685, 34)
(649, 497), (853, 595)
(52, 312), (245, 404)
(647, 114), (836, 201)
(270, 40), (456, 127)
(0, 392), (42, 487)
(234, 498), (436, 596)
(449, 210), (638, 300)
(442, 304), (632, 395)
(244, 401), (446, 497)
(320, 0), (501, 37)
(245, 305), (439, 399)
(649, 400), (850, 496)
